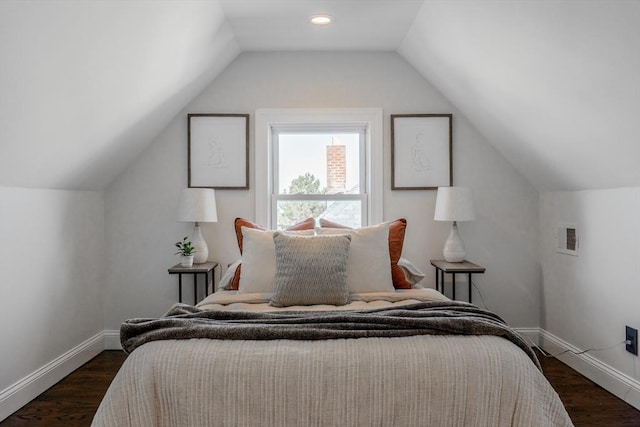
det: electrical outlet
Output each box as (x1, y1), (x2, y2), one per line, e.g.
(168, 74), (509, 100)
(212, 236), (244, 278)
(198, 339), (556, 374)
(626, 326), (638, 356)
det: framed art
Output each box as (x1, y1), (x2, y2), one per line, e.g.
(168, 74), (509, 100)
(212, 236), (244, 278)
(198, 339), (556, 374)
(391, 114), (452, 190)
(188, 113), (250, 189)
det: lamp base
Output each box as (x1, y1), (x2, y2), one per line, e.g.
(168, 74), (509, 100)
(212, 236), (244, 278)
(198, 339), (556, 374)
(443, 222), (466, 263)
(191, 223), (209, 264)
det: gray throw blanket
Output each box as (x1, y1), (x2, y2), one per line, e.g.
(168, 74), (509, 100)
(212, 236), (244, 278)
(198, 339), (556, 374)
(120, 300), (540, 369)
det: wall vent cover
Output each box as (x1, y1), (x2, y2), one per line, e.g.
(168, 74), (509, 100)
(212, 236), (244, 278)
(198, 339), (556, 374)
(556, 223), (579, 256)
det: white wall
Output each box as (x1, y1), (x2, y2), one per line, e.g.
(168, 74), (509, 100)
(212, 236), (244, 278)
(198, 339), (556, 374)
(103, 51), (540, 330)
(539, 187), (640, 399)
(0, 186), (104, 419)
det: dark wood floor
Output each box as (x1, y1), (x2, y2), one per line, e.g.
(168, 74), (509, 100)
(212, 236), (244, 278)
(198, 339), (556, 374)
(1, 350), (639, 426)
(0, 352), (127, 427)
(537, 352), (640, 426)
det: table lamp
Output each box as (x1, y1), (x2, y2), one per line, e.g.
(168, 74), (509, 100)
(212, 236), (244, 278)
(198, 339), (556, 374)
(178, 188), (218, 264)
(434, 187), (475, 263)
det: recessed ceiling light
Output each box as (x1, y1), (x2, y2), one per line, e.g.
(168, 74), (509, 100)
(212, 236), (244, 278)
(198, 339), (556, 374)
(310, 15), (333, 26)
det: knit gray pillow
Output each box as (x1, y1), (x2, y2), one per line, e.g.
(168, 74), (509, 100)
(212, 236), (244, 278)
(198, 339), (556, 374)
(270, 232), (352, 307)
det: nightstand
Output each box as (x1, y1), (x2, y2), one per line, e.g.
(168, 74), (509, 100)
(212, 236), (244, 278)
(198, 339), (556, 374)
(168, 262), (218, 304)
(430, 260), (485, 303)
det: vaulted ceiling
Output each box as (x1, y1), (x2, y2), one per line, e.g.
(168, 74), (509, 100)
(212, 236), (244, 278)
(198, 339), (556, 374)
(1, 0), (638, 191)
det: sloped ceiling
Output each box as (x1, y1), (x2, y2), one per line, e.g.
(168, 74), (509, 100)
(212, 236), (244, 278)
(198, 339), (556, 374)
(399, 1), (640, 191)
(1, 0), (638, 191)
(0, 0), (239, 190)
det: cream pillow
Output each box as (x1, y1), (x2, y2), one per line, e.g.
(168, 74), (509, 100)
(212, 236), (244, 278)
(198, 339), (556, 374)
(222, 255), (424, 291)
(317, 222), (394, 293)
(398, 257), (426, 285)
(270, 233), (351, 307)
(238, 227), (314, 293)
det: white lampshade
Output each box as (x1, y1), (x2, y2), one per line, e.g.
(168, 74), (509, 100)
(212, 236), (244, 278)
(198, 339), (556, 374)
(178, 189), (218, 223)
(434, 187), (475, 222)
(434, 187), (475, 263)
(178, 188), (217, 264)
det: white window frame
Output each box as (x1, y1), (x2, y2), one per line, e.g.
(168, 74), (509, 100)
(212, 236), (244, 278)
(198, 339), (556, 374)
(255, 108), (383, 228)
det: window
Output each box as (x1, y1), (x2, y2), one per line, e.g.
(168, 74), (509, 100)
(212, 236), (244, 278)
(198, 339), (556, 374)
(273, 126), (365, 229)
(255, 109), (383, 229)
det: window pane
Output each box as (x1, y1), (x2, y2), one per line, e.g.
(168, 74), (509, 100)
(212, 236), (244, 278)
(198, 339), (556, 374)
(276, 200), (362, 230)
(276, 200), (327, 230)
(277, 133), (360, 195)
(318, 200), (362, 228)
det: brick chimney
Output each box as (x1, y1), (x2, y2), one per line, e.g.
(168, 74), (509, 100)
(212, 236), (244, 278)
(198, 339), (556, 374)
(327, 139), (346, 194)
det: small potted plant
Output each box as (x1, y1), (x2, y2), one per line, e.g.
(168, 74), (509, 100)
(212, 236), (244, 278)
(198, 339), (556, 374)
(175, 236), (196, 267)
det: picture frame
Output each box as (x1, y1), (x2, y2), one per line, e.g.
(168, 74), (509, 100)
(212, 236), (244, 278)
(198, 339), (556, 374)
(188, 113), (249, 189)
(391, 114), (452, 190)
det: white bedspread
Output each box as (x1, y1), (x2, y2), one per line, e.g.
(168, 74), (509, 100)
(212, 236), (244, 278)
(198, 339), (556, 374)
(93, 289), (573, 427)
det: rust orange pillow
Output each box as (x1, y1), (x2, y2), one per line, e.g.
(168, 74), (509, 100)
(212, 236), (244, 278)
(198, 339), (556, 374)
(319, 218), (410, 289)
(229, 217), (316, 290)
(318, 218), (349, 229)
(387, 219), (410, 289)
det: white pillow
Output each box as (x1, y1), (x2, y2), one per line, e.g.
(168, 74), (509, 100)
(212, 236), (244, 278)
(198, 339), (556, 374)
(238, 227), (314, 293)
(398, 257), (426, 285)
(221, 257), (424, 291)
(317, 222), (394, 293)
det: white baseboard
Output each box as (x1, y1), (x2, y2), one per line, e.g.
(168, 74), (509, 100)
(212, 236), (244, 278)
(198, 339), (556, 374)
(104, 330), (123, 350)
(537, 329), (640, 411)
(513, 327), (541, 347)
(0, 331), (104, 422)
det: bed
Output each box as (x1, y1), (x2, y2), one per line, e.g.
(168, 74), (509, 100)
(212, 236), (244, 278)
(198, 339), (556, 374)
(92, 218), (573, 426)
